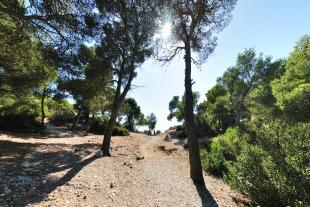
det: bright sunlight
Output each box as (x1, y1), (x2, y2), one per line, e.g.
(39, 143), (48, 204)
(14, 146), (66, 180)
(160, 22), (172, 39)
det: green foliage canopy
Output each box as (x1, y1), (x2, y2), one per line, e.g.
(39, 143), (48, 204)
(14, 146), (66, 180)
(271, 35), (310, 121)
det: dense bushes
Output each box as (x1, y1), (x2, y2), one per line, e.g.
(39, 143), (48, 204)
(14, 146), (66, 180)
(200, 127), (250, 176)
(201, 121), (309, 206)
(271, 35), (310, 122)
(89, 116), (129, 136)
(112, 125), (130, 136)
(196, 36), (310, 206)
(225, 121), (309, 206)
(88, 116), (109, 134)
(0, 97), (41, 132)
(46, 99), (74, 118)
(0, 112), (40, 132)
(49, 110), (75, 126)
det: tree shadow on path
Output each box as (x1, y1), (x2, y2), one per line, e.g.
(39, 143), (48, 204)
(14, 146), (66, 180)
(195, 183), (219, 207)
(53, 154), (98, 187)
(0, 139), (99, 207)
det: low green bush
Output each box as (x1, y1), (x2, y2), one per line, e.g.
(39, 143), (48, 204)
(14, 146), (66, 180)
(88, 116), (109, 134)
(200, 127), (250, 176)
(49, 110), (75, 126)
(200, 137), (212, 149)
(176, 125), (185, 131)
(0, 112), (40, 132)
(46, 99), (74, 118)
(178, 130), (187, 138)
(89, 116), (129, 136)
(112, 126), (130, 136)
(226, 121), (310, 206)
(183, 136), (212, 150)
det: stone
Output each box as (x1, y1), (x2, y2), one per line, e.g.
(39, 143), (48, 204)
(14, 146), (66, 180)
(96, 150), (104, 157)
(136, 155), (144, 160)
(164, 134), (171, 142)
(110, 181), (115, 188)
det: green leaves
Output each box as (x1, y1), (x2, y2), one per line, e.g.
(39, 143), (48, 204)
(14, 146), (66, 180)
(271, 35), (310, 121)
(146, 113), (157, 131)
(203, 127), (250, 175)
(199, 35), (310, 207)
(167, 92), (199, 122)
(122, 98), (142, 131)
(226, 121), (310, 206)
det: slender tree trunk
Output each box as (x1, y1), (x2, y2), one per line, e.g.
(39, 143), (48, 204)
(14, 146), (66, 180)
(235, 106), (242, 124)
(219, 112), (223, 133)
(84, 108), (90, 124)
(218, 111), (221, 132)
(101, 88), (130, 155)
(235, 112), (240, 124)
(40, 87), (47, 129)
(184, 40), (205, 186)
(71, 102), (84, 131)
(101, 100), (122, 156)
(90, 113), (95, 124)
(127, 115), (134, 131)
(101, 66), (135, 156)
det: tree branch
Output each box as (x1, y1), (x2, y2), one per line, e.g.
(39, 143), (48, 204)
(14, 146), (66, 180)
(156, 46), (185, 63)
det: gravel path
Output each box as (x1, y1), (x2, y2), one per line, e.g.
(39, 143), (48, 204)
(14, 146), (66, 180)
(0, 132), (249, 207)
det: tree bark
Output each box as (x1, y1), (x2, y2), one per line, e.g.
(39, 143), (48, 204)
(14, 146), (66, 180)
(101, 99), (122, 156)
(218, 111), (221, 132)
(235, 110), (241, 124)
(184, 40), (205, 186)
(84, 107), (90, 124)
(71, 102), (84, 131)
(101, 64), (135, 156)
(40, 87), (47, 129)
(127, 115), (134, 131)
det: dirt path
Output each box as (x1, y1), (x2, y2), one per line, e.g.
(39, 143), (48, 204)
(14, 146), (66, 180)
(125, 135), (247, 207)
(122, 135), (216, 207)
(0, 132), (248, 207)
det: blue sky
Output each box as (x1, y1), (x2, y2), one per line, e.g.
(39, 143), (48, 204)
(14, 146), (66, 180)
(129, 0), (310, 131)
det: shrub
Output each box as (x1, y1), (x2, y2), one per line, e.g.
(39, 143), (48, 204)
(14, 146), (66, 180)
(226, 121), (310, 206)
(200, 137), (212, 149)
(176, 125), (185, 131)
(0, 112), (40, 132)
(0, 96), (41, 132)
(89, 116), (129, 136)
(49, 110), (75, 126)
(178, 130), (187, 138)
(112, 126), (129, 136)
(88, 116), (109, 134)
(46, 99), (74, 118)
(200, 147), (209, 170)
(200, 127), (250, 176)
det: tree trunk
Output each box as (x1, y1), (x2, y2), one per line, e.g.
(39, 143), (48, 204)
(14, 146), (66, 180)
(235, 113), (240, 124)
(218, 111), (221, 133)
(184, 40), (205, 186)
(84, 108), (90, 124)
(100, 100), (122, 156)
(71, 102), (84, 131)
(127, 115), (134, 131)
(40, 87), (47, 129)
(235, 107), (241, 124)
(101, 67), (135, 156)
(101, 87), (132, 155)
